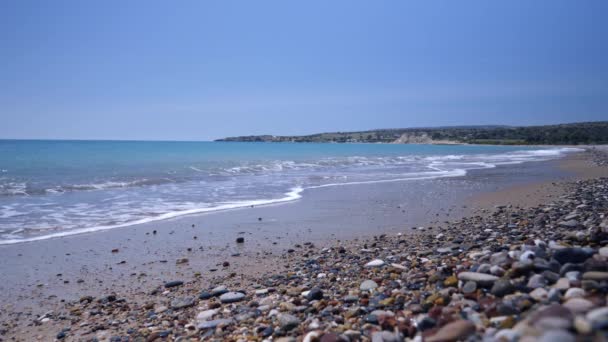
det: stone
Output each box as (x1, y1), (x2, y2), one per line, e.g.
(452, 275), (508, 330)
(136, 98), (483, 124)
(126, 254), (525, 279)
(154, 305), (168, 314)
(537, 330), (575, 342)
(371, 331), (403, 342)
(278, 313), (300, 331)
(164, 280), (183, 288)
(586, 307), (608, 327)
(457, 272), (499, 287)
(519, 250), (535, 263)
(170, 297), (195, 309)
(210, 285), (229, 296)
(530, 288), (548, 301)
(306, 288), (323, 301)
(574, 316), (592, 334)
(236, 237), (244, 243)
(494, 329), (519, 342)
(491, 251), (511, 266)
(462, 281), (477, 294)
(444, 275), (458, 287)
(426, 320), (476, 342)
(197, 319), (234, 330)
(552, 278), (570, 290)
(563, 298), (594, 313)
(491, 279), (515, 297)
(196, 309), (218, 322)
(219, 292), (246, 303)
(530, 304), (574, 329)
(563, 287), (585, 299)
(553, 248), (594, 264)
(360, 280), (378, 291)
(582, 271), (608, 281)
(599, 246), (608, 257)
(490, 265), (505, 276)
(527, 274), (547, 289)
(365, 259), (385, 267)
(198, 291), (212, 300)
(558, 220), (580, 228)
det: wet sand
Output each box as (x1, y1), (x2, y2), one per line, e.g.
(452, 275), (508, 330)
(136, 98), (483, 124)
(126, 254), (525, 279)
(0, 149), (606, 339)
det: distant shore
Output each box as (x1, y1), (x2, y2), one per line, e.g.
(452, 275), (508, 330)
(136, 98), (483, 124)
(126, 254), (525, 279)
(1, 147), (608, 340)
(216, 121), (608, 145)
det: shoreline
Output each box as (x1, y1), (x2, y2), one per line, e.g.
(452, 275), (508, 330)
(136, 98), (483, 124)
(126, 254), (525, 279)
(1, 148), (607, 340)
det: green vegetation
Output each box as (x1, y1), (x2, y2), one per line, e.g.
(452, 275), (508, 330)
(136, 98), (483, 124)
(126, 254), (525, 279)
(216, 121), (608, 145)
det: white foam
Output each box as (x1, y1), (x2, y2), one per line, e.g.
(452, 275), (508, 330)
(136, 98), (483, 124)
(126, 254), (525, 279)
(0, 186), (304, 245)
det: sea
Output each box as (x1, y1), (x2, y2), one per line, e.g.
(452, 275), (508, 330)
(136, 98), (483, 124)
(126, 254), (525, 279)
(0, 140), (581, 244)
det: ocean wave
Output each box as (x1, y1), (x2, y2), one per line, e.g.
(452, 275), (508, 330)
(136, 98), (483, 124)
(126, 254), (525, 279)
(0, 186), (304, 245)
(0, 146), (583, 244)
(0, 178), (176, 197)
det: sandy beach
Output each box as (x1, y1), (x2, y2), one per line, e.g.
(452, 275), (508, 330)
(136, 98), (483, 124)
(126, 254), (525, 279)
(1, 147), (607, 341)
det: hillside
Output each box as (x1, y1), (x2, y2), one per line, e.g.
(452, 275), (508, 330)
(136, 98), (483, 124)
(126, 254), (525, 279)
(216, 121), (608, 145)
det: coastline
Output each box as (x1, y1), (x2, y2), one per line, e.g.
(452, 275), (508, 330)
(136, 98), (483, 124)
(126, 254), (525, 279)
(1, 148), (607, 340)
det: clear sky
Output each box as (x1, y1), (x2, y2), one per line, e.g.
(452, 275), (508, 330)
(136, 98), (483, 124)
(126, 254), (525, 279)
(1, 1), (607, 140)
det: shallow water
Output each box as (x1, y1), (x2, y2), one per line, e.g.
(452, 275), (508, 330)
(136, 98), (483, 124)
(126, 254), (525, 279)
(0, 140), (581, 243)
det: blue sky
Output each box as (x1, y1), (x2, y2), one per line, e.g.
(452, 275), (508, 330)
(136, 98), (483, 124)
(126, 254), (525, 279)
(1, 1), (607, 140)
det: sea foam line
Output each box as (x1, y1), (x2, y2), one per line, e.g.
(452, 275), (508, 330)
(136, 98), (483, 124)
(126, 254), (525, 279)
(0, 187), (304, 245)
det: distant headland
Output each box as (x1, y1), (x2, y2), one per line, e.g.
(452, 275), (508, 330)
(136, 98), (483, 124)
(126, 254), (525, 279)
(216, 121), (608, 145)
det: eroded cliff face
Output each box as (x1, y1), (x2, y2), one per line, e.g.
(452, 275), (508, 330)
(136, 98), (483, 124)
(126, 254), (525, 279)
(392, 132), (461, 144)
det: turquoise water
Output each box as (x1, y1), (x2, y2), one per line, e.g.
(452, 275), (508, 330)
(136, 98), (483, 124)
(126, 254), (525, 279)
(0, 140), (579, 244)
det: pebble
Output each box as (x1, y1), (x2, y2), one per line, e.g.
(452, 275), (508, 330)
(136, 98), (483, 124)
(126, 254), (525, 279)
(457, 271), (499, 286)
(563, 298), (594, 313)
(198, 319), (234, 330)
(538, 330), (575, 342)
(196, 309), (218, 322)
(582, 271), (608, 281)
(360, 279), (378, 291)
(553, 248), (594, 264)
(426, 319), (476, 342)
(491, 278), (515, 297)
(219, 292), (246, 303)
(563, 287), (585, 299)
(462, 281), (477, 294)
(306, 288), (324, 301)
(365, 259), (385, 267)
(278, 313), (300, 331)
(170, 297), (195, 309)
(530, 287), (548, 301)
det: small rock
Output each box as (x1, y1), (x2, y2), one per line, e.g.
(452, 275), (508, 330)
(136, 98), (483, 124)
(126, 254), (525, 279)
(360, 280), (379, 291)
(462, 281), (477, 294)
(278, 313), (300, 331)
(491, 279), (515, 297)
(563, 298), (594, 313)
(164, 280), (183, 288)
(530, 288), (548, 301)
(198, 318), (233, 330)
(457, 272), (499, 287)
(306, 288), (323, 301)
(426, 320), (476, 342)
(582, 271), (608, 281)
(170, 297), (195, 309)
(365, 259), (385, 268)
(219, 292), (246, 303)
(527, 274), (548, 289)
(553, 248), (594, 264)
(564, 287), (585, 299)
